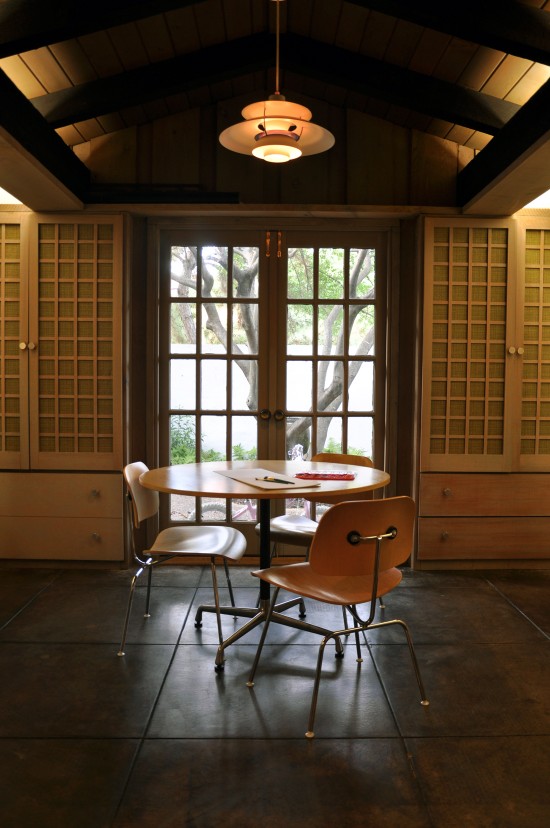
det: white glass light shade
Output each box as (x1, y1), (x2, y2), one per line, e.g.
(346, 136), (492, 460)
(219, 97), (335, 162)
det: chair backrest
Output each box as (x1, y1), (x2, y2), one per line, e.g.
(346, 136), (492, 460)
(308, 496), (415, 576)
(123, 461), (160, 528)
(308, 452), (375, 505)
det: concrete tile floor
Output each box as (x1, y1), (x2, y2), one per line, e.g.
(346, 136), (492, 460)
(0, 565), (548, 827)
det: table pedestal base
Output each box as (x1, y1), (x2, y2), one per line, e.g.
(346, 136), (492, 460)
(196, 597), (345, 670)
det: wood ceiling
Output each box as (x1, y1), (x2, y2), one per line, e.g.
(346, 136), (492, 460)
(0, 0), (549, 211)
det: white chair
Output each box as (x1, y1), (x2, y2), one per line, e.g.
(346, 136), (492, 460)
(257, 452), (376, 551)
(117, 461), (247, 657)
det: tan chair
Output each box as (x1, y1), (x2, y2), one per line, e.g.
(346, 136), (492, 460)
(118, 461), (247, 657)
(254, 453), (381, 618)
(246, 496), (429, 738)
(258, 452), (375, 550)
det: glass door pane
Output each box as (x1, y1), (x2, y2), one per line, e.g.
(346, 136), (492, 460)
(160, 234), (265, 523)
(283, 236), (383, 462)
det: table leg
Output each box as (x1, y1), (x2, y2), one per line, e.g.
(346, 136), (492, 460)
(196, 495), (320, 669)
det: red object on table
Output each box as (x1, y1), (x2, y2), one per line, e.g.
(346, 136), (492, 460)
(295, 472), (357, 480)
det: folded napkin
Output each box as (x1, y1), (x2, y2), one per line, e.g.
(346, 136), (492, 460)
(295, 472), (357, 480)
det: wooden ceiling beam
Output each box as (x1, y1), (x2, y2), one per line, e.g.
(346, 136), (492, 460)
(1, 0), (548, 66)
(350, 0), (550, 65)
(457, 78), (550, 210)
(31, 34), (273, 128)
(0, 69), (89, 201)
(31, 34), (519, 136)
(0, 0), (206, 58)
(282, 35), (519, 134)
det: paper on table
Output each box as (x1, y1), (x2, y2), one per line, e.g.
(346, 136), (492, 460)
(215, 468), (321, 489)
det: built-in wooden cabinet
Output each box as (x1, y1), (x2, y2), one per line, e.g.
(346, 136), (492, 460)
(0, 473), (123, 560)
(418, 216), (550, 567)
(0, 213), (124, 562)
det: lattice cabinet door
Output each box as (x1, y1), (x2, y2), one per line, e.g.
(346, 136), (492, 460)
(0, 215), (30, 469)
(421, 218), (517, 472)
(516, 219), (550, 471)
(28, 217), (123, 471)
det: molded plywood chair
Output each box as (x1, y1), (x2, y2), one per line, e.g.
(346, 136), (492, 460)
(118, 461), (247, 656)
(246, 496), (429, 738)
(256, 452), (376, 550)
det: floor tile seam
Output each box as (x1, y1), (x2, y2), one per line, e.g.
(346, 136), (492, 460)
(0, 575), (66, 632)
(0, 735), (142, 743)
(110, 580), (203, 826)
(484, 579), (550, 641)
(402, 733), (550, 743)
(367, 638), (550, 647)
(133, 735), (414, 743)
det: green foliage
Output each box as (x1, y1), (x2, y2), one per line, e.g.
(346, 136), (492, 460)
(322, 436), (365, 456)
(200, 447), (225, 462)
(170, 415), (197, 464)
(232, 443), (257, 460)
(170, 417), (252, 464)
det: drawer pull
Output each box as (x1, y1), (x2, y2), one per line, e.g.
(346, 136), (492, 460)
(442, 487), (451, 496)
(91, 533), (102, 542)
(91, 489), (101, 498)
(441, 531), (449, 540)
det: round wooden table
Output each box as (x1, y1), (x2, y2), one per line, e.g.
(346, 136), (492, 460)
(140, 459), (390, 667)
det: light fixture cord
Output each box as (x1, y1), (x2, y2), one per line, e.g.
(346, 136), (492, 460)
(275, 0), (281, 95)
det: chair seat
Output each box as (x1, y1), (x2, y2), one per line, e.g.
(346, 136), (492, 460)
(151, 525), (246, 561)
(252, 561), (402, 606)
(255, 514), (318, 547)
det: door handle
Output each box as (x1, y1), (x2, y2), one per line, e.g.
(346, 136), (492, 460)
(259, 409), (272, 421)
(274, 409), (285, 421)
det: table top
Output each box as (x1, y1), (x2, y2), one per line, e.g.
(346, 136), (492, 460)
(139, 459), (389, 500)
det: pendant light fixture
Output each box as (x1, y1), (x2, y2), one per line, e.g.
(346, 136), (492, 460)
(219, 0), (335, 164)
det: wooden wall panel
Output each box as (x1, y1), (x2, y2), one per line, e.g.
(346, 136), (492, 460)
(74, 102), (467, 206)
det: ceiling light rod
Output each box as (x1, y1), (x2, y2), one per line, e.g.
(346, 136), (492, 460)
(219, 0), (335, 164)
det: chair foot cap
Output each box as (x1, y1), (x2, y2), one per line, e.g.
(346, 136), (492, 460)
(214, 663), (225, 672)
(305, 731), (315, 739)
(143, 613), (151, 619)
(421, 699), (430, 706)
(246, 680), (254, 687)
(117, 651), (125, 657)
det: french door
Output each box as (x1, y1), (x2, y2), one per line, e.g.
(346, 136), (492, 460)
(157, 224), (389, 540)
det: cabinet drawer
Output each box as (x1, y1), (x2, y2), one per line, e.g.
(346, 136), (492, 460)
(419, 474), (550, 517)
(417, 516), (550, 560)
(0, 516), (124, 561)
(0, 473), (122, 518)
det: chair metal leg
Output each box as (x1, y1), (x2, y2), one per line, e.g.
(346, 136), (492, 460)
(246, 587), (280, 687)
(223, 558), (236, 607)
(209, 558), (225, 656)
(305, 633), (334, 739)
(144, 563), (153, 618)
(368, 617), (429, 706)
(117, 559), (152, 656)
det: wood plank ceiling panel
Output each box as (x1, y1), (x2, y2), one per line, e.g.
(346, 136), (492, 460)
(165, 6), (202, 54)
(335, 3), (368, 51)
(0, 54), (45, 96)
(108, 23), (152, 70)
(136, 15), (175, 63)
(49, 40), (97, 85)
(360, 10), (398, 61)
(21, 46), (70, 92)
